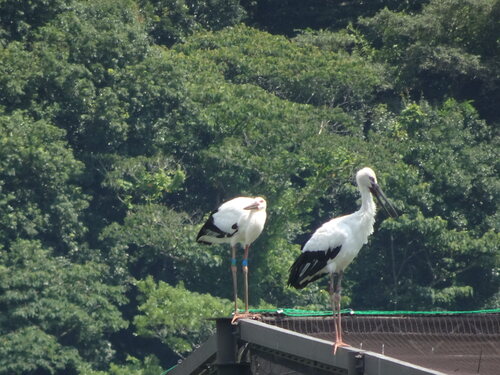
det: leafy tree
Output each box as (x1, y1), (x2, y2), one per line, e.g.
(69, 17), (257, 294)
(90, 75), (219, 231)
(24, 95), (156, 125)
(1, 0), (153, 153)
(375, 99), (498, 232)
(348, 100), (499, 310)
(100, 203), (226, 290)
(106, 356), (165, 375)
(80, 356), (165, 375)
(0, 326), (81, 375)
(293, 25), (376, 56)
(241, 0), (429, 35)
(107, 48), (195, 156)
(0, 239), (128, 373)
(101, 155), (185, 208)
(0, 0), (72, 42)
(31, 0), (151, 151)
(138, 0), (246, 46)
(0, 111), (88, 255)
(134, 277), (232, 356)
(359, 0), (500, 121)
(36, 0), (150, 75)
(175, 25), (391, 114)
(0, 41), (42, 109)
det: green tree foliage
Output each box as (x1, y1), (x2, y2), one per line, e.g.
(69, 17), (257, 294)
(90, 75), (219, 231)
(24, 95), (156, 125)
(175, 25), (390, 113)
(349, 100), (499, 310)
(0, 0), (152, 151)
(134, 277), (232, 355)
(139, 0), (246, 46)
(80, 355), (165, 375)
(0, 111), (88, 254)
(0, 0), (72, 42)
(100, 203), (226, 289)
(102, 155), (185, 207)
(240, 0), (429, 36)
(105, 356), (164, 375)
(364, 214), (499, 310)
(106, 48), (195, 155)
(359, 0), (500, 121)
(0, 239), (127, 374)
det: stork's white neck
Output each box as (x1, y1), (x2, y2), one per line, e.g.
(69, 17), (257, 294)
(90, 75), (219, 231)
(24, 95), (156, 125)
(358, 185), (376, 218)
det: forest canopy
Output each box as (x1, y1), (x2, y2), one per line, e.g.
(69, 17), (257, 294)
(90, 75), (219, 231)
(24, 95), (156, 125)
(0, 0), (498, 373)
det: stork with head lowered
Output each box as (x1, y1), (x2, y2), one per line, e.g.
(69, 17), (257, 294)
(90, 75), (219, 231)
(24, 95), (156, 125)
(197, 196), (267, 322)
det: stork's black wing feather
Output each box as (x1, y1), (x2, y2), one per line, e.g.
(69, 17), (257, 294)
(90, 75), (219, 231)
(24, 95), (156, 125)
(287, 246), (341, 289)
(196, 209), (238, 244)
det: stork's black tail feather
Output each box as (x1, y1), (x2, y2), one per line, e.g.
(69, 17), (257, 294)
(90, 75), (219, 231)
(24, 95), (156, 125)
(196, 210), (222, 244)
(196, 210), (237, 244)
(287, 246), (342, 289)
(287, 255), (304, 289)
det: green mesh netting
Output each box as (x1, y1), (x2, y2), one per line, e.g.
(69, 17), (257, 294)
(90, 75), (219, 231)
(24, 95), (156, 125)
(248, 307), (500, 316)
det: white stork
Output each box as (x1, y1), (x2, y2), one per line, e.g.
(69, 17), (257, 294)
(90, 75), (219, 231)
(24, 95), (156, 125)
(197, 196), (267, 322)
(288, 167), (397, 353)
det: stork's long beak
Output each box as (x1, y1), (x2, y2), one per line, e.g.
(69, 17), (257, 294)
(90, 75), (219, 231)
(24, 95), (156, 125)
(244, 201), (260, 210)
(370, 184), (398, 218)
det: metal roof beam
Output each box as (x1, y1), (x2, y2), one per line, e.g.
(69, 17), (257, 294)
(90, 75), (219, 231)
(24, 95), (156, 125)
(238, 319), (446, 375)
(170, 334), (216, 375)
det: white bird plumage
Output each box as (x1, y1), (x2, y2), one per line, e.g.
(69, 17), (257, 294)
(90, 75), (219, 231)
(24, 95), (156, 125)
(288, 167), (397, 352)
(197, 197), (267, 248)
(197, 196), (267, 321)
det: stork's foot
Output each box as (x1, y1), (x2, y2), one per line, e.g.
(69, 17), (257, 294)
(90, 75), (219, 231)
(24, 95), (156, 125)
(333, 340), (350, 355)
(231, 312), (262, 325)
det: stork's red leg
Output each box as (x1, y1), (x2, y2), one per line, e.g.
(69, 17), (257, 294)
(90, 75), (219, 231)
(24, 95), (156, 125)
(231, 246), (238, 313)
(243, 244), (250, 312)
(332, 271), (349, 354)
(335, 271), (344, 344)
(231, 245), (261, 324)
(329, 273), (340, 344)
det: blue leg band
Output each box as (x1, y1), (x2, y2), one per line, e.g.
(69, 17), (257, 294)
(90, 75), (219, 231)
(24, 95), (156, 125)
(231, 258), (237, 266)
(242, 259), (248, 267)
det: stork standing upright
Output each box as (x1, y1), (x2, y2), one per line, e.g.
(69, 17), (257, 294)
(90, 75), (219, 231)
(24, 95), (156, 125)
(197, 196), (267, 322)
(288, 167), (397, 353)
